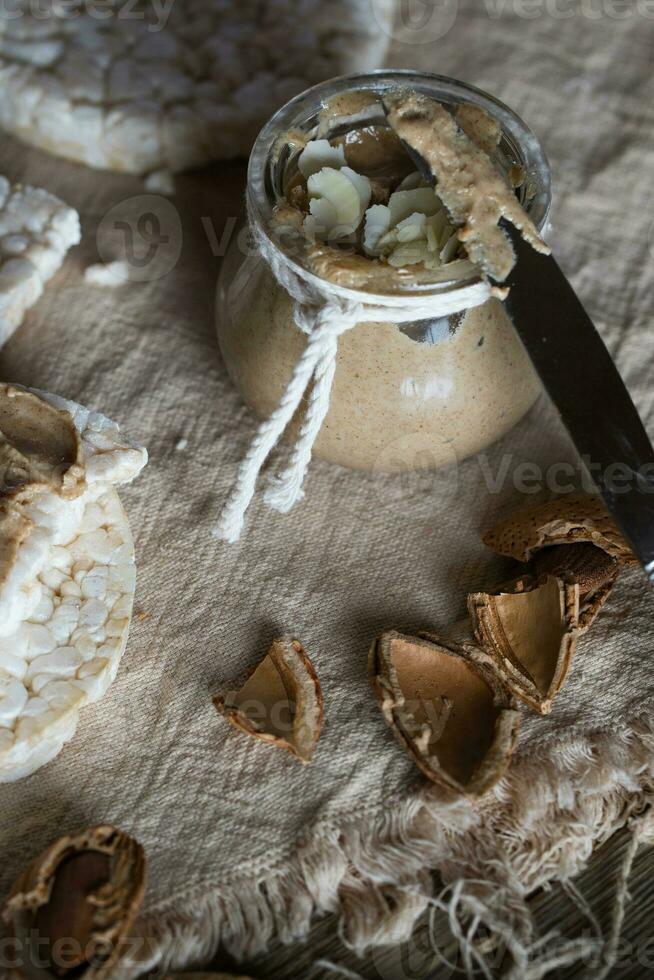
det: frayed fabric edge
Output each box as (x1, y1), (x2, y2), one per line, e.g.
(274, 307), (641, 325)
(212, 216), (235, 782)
(129, 713), (654, 979)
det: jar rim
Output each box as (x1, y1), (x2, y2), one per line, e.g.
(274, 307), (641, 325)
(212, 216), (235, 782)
(247, 69), (552, 303)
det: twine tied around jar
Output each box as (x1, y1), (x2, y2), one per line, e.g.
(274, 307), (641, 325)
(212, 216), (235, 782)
(213, 211), (493, 543)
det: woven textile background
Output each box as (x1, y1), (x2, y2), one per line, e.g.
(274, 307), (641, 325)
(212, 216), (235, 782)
(1, 2), (653, 975)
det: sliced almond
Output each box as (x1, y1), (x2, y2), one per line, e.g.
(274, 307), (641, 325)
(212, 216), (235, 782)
(305, 167), (369, 238)
(396, 171), (427, 191)
(468, 576), (580, 715)
(369, 630), (520, 797)
(2, 825), (145, 979)
(395, 211), (428, 243)
(304, 197), (339, 241)
(297, 138), (347, 179)
(440, 230), (461, 264)
(363, 203), (393, 255)
(387, 187), (441, 226)
(483, 495), (636, 565)
(387, 241), (432, 268)
(213, 637), (323, 763)
(340, 166), (372, 212)
(426, 209), (451, 250)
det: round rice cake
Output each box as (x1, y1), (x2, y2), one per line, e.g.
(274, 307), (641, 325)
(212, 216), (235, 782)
(0, 0), (396, 174)
(0, 385), (147, 781)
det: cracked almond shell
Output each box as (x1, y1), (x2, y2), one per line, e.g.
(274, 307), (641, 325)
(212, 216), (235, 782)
(213, 637), (323, 763)
(369, 630), (521, 797)
(533, 541), (620, 631)
(483, 495), (636, 565)
(468, 575), (580, 715)
(2, 825), (145, 979)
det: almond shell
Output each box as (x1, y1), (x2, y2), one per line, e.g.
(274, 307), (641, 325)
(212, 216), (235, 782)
(533, 541), (620, 631)
(468, 575), (580, 715)
(214, 637), (323, 763)
(369, 630), (520, 798)
(483, 495), (636, 565)
(2, 824), (145, 979)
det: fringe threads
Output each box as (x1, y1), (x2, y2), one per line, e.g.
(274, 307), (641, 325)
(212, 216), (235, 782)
(130, 714), (654, 978)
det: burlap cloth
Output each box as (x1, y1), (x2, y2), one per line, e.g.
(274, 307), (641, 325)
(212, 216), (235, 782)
(1, 3), (654, 977)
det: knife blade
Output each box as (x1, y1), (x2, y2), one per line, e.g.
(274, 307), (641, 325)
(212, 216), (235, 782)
(362, 112), (654, 576)
(498, 220), (654, 581)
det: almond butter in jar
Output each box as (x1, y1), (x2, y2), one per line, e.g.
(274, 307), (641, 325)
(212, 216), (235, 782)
(216, 71), (552, 474)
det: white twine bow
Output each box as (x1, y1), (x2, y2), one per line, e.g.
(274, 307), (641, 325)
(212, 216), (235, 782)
(214, 214), (492, 543)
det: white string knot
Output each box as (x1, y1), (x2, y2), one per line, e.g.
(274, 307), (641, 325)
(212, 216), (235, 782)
(214, 298), (362, 543)
(214, 208), (492, 542)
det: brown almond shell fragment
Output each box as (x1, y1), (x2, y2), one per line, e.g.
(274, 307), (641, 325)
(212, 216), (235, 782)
(213, 637), (323, 763)
(483, 495), (636, 565)
(0, 384), (85, 502)
(2, 825), (145, 979)
(468, 576), (580, 715)
(533, 542), (620, 631)
(369, 631), (520, 798)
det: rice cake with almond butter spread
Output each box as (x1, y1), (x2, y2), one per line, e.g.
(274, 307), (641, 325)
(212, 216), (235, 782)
(0, 384), (147, 781)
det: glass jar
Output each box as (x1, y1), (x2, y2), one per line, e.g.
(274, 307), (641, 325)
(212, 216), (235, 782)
(216, 70), (551, 473)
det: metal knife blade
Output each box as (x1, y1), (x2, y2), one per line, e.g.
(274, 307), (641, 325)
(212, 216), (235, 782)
(498, 220), (654, 580)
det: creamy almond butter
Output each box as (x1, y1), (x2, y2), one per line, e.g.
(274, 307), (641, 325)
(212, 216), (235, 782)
(217, 78), (550, 474)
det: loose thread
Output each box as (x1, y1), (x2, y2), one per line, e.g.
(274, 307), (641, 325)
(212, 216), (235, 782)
(582, 819), (645, 980)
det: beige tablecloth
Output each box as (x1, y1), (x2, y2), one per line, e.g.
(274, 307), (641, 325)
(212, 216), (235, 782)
(1, 3), (654, 978)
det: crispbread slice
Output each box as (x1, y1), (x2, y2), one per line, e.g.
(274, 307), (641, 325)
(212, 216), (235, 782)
(0, 385), (147, 781)
(0, 0), (395, 174)
(0, 177), (80, 346)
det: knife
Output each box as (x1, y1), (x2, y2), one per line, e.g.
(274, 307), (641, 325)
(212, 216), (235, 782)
(498, 220), (654, 581)
(353, 115), (654, 577)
